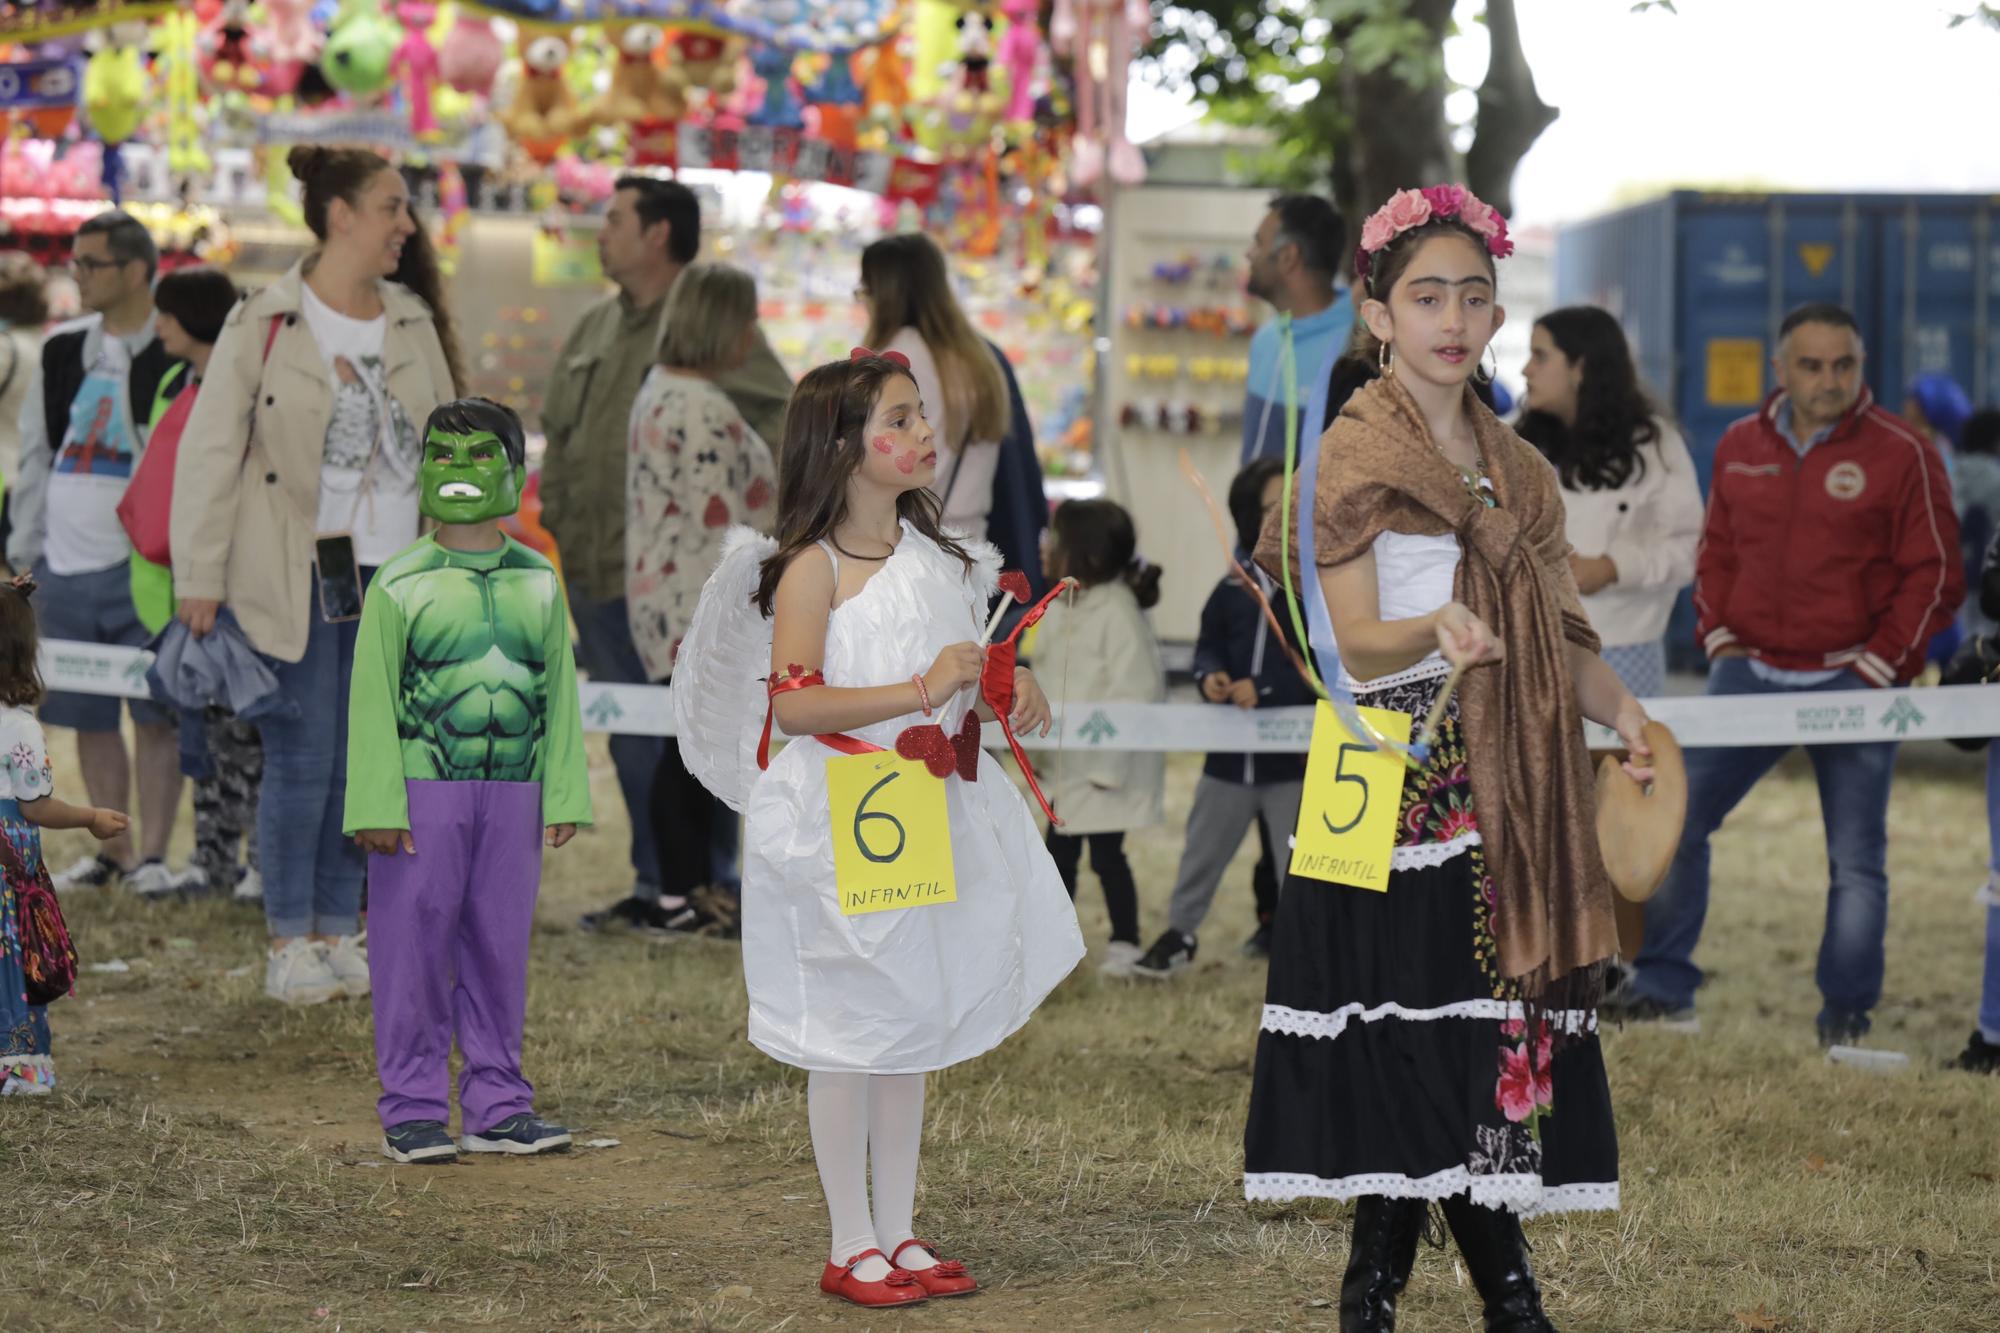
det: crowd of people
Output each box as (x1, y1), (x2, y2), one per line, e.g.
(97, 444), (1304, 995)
(0, 156), (1993, 1327)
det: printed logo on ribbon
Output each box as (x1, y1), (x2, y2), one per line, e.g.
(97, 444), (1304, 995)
(1825, 461), (1866, 501)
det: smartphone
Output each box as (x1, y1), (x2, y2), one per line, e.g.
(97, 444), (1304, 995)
(315, 533), (364, 623)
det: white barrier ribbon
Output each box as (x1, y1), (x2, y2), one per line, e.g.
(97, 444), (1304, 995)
(42, 639), (2000, 751)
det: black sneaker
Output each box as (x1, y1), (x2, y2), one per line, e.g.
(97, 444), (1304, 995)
(1133, 929), (1197, 980)
(1817, 1012), (1870, 1050)
(1598, 993), (1701, 1033)
(578, 895), (671, 936)
(382, 1119), (458, 1164)
(460, 1112), (572, 1155)
(1946, 1030), (2000, 1073)
(1240, 922), (1273, 959)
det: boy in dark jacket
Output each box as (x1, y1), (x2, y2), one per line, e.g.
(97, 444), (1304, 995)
(1134, 459), (1317, 978)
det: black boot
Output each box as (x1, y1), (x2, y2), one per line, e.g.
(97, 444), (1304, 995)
(1441, 1196), (1557, 1332)
(1339, 1195), (1426, 1332)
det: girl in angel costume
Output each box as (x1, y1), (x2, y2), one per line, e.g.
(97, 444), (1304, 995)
(671, 350), (1085, 1308)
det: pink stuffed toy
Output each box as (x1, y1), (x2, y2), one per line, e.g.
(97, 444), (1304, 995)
(1052, 0), (1147, 187)
(439, 13), (505, 96)
(998, 0), (1043, 122)
(391, 0), (441, 134)
(260, 0), (323, 95)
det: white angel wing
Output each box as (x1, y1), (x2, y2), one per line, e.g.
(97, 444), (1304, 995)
(670, 526), (779, 814)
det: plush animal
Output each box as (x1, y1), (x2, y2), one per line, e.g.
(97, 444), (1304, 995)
(259, 0), (323, 95)
(199, 0), (265, 94)
(1052, 0), (1145, 187)
(590, 21), (681, 127)
(390, 0), (440, 133)
(952, 9), (993, 95)
(661, 29), (740, 112)
(745, 43), (801, 129)
(500, 31), (577, 143)
(997, 0), (1043, 122)
(321, 0), (403, 100)
(438, 13), (504, 95)
(82, 20), (149, 199)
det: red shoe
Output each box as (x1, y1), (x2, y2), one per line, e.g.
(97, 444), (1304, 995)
(891, 1239), (980, 1298)
(818, 1249), (930, 1307)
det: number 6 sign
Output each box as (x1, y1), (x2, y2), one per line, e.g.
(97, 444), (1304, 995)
(825, 752), (958, 917)
(1289, 700), (1411, 892)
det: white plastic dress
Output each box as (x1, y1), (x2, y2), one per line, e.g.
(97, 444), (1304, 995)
(672, 521), (1085, 1074)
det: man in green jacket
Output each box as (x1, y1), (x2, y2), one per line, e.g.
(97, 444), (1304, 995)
(539, 175), (791, 935)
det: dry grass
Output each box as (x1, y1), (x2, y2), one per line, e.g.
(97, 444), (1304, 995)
(3, 739), (1998, 1332)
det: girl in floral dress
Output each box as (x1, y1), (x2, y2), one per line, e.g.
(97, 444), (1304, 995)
(1247, 187), (1655, 1332)
(0, 579), (129, 1093)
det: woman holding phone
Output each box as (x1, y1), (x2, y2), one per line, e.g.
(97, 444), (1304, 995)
(173, 147), (459, 1007)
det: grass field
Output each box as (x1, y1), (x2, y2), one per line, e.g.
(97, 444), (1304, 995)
(3, 736), (1998, 1333)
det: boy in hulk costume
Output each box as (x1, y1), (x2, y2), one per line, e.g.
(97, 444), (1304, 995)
(346, 397), (592, 1165)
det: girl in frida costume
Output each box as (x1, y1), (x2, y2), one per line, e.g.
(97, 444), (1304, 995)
(345, 397), (591, 1165)
(1245, 188), (1655, 1332)
(671, 351), (1084, 1308)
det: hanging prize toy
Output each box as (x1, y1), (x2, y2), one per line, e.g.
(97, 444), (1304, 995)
(82, 21), (148, 203)
(1051, 0), (1146, 188)
(438, 11), (503, 95)
(321, 0), (404, 102)
(746, 43), (802, 129)
(159, 13), (212, 180)
(997, 0), (1043, 123)
(589, 21), (681, 130)
(260, 0), (325, 96)
(390, 0), (441, 135)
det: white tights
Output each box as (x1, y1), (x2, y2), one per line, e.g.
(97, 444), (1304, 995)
(807, 1070), (932, 1280)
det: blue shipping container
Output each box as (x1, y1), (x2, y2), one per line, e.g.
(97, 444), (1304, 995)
(1555, 190), (1997, 666)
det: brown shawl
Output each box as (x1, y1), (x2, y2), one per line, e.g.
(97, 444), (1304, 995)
(1255, 374), (1619, 993)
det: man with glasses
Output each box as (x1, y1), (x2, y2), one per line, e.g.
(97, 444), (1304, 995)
(7, 211), (191, 897)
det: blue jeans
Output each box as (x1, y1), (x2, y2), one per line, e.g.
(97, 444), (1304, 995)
(1631, 657), (1898, 1030)
(1982, 746), (2000, 1044)
(566, 589), (662, 895)
(256, 574), (372, 938)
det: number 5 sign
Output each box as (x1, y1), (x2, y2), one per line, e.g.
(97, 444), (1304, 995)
(825, 752), (958, 917)
(1289, 701), (1411, 892)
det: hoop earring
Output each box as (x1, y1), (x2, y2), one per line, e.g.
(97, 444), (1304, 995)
(1377, 342), (1393, 376)
(1475, 345), (1496, 384)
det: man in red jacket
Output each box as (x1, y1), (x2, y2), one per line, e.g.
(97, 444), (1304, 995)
(1611, 303), (1962, 1045)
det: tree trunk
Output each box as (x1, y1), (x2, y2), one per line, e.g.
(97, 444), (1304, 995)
(1332, 0), (1456, 239)
(1464, 0), (1558, 217)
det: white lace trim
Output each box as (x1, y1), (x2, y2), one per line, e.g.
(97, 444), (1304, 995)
(1349, 658), (1453, 696)
(1244, 1167), (1619, 1217)
(1261, 999), (1598, 1042)
(1390, 831), (1481, 870)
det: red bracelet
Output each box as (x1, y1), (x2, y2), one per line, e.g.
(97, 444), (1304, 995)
(912, 673), (933, 716)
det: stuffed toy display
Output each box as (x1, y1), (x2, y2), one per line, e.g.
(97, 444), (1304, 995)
(390, 0), (442, 134)
(501, 31), (578, 146)
(438, 12), (504, 95)
(1051, 0), (1145, 186)
(590, 21), (682, 127)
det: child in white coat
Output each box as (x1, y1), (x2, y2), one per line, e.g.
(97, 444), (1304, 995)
(1034, 499), (1167, 976)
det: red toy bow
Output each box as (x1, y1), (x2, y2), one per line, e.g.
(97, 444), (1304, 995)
(981, 574), (1076, 827)
(850, 346), (913, 371)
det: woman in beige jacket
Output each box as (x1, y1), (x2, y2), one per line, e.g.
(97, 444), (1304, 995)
(173, 147), (459, 1006)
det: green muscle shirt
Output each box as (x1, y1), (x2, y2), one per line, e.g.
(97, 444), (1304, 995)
(343, 534), (593, 833)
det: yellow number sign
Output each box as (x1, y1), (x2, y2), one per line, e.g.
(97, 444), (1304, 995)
(1290, 701), (1412, 893)
(826, 752), (958, 917)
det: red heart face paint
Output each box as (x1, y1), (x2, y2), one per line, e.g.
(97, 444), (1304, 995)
(871, 435), (894, 454)
(895, 449), (919, 475)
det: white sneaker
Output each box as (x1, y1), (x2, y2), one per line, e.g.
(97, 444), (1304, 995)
(265, 938), (341, 1006)
(232, 868), (264, 904)
(324, 933), (370, 998)
(126, 861), (182, 899)
(1098, 941), (1145, 978)
(51, 854), (121, 894)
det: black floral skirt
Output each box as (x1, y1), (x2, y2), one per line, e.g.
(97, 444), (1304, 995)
(1242, 666), (1619, 1216)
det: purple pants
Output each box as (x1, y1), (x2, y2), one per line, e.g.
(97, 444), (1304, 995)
(368, 780), (544, 1133)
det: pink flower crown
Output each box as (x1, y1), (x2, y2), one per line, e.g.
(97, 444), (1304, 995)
(1354, 184), (1514, 287)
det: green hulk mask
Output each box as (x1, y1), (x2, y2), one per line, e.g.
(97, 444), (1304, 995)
(421, 428), (525, 525)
